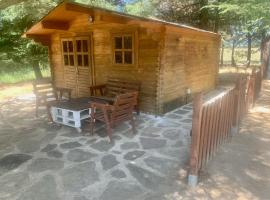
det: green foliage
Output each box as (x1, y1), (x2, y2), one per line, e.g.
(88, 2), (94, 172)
(0, 65), (50, 84)
(0, 0), (60, 81)
(207, 0), (270, 35)
(124, 0), (156, 17)
(153, 0), (202, 26)
(74, 0), (116, 9)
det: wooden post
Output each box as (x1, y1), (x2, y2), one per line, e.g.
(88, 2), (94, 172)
(232, 77), (241, 135)
(250, 74), (256, 108)
(188, 93), (203, 187)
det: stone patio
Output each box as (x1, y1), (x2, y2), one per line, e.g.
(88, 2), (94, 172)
(0, 95), (193, 200)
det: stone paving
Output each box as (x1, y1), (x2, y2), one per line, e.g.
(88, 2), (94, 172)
(0, 95), (193, 200)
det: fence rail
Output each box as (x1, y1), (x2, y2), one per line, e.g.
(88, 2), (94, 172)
(188, 67), (262, 186)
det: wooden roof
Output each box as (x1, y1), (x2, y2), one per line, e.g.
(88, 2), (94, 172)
(24, 1), (219, 41)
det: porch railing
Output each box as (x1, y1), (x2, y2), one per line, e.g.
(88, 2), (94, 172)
(188, 67), (263, 187)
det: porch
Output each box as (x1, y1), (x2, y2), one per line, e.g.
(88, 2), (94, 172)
(0, 94), (192, 200)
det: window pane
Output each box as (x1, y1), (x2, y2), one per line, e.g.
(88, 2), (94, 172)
(115, 51), (122, 64)
(124, 51), (132, 64)
(68, 41), (73, 52)
(77, 55), (82, 66)
(64, 55), (69, 65)
(69, 55), (74, 66)
(114, 37), (122, 49)
(83, 55), (89, 66)
(76, 40), (81, 52)
(63, 41), (68, 52)
(82, 40), (88, 52)
(124, 36), (132, 49)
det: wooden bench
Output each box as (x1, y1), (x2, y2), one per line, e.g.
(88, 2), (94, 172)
(33, 78), (72, 120)
(90, 92), (138, 141)
(89, 78), (140, 114)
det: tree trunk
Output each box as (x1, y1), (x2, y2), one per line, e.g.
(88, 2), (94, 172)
(247, 33), (252, 67)
(261, 36), (270, 78)
(231, 40), (236, 67)
(220, 41), (224, 66)
(213, 8), (219, 33)
(32, 60), (43, 80)
(198, 0), (209, 30)
(260, 31), (266, 62)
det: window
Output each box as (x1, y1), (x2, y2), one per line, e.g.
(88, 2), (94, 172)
(113, 34), (134, 65)
(61, 38), (90, 67)
(76, 39), (89, 67)
(62, 40), (75, 66)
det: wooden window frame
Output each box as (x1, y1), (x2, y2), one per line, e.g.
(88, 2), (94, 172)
(112, 33), (136, 67)
(75, 37), (91, 68)
(61, 38), (75, 67)
(61, 37), (91, 68)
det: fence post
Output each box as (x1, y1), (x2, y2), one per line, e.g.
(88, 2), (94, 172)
(251, 73), (256, 107)
(258, 69), (262, 96)
(232, 78), (240, 135)
(188, 93), (203, 187)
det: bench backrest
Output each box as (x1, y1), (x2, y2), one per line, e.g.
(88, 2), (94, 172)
(105, 78), (140, 97)
(33, 78), (56, 101)
(111, 91), (138, 123)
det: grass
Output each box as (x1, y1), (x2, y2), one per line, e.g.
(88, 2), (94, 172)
(0, 67), (51, 84)
(222, 47), (261, 65)
(0, 65), (51, 100)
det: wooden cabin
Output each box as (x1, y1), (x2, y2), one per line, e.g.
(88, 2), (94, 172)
(25, 2), (221, 115)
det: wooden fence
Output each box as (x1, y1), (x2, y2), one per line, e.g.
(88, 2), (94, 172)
(188, 68), (263, 186)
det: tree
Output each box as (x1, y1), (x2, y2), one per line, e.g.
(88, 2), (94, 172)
(124, 0), (157, 17)
(0, 0), (59, 79)
(0, 0), (27, 10)
(207, 0), (270, 66)
(154, 0), (204, 27)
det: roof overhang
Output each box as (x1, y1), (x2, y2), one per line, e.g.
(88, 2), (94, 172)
(24, 1), (220, 44)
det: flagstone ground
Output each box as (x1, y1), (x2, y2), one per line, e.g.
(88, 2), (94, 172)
(1, 79), (270, 200)
(0, 94), (192, 200)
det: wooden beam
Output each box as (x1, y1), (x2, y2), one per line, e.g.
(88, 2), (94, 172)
(26, 34), (51, 46)
(97, 14), (128, 24)
(41, 20), (70, 30)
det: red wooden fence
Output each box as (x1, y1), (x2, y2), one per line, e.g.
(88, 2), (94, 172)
(188, 67), (262, 186)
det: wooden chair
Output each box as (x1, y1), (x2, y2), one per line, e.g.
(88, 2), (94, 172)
(89, 91), (138, 141)
(89, 77), (140, 114)
(33, 78), (72, 120)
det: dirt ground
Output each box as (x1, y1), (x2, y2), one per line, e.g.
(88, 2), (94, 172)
(0, 82), (33, 101)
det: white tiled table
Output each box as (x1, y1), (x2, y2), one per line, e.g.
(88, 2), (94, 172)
(51, 98), (92, 132)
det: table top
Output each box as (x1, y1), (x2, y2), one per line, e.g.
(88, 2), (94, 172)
(52, 97), (111, 111)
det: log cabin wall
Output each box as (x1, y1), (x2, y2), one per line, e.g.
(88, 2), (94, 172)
(158, 28), (220, 114)
(48, 15), (161, 114)
(50, 34), (65, 89)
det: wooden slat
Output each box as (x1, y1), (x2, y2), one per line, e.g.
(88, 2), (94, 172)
(189, 93), (203, 176)
(206, 103), (215, 162)
(201, 105), (210, 168)
(42, 20), (70, 30)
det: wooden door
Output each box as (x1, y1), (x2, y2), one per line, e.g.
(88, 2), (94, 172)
(62, 37), (92, 97)
(62, 39), (77, 96)
(75, 37), (91, 97)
